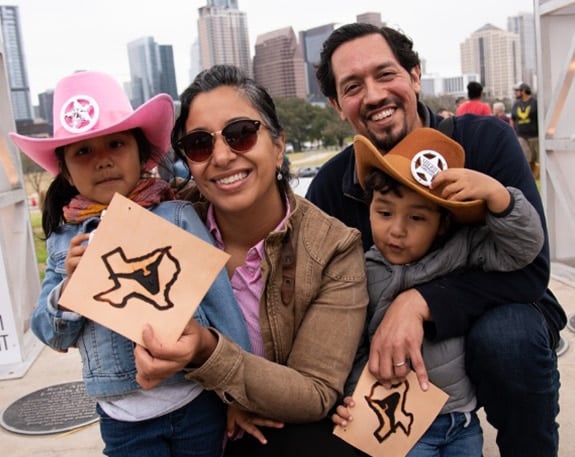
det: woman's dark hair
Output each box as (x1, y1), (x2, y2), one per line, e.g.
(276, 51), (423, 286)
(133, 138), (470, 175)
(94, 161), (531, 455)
(42, 128), (152, 238)
(316, 23), (420, 102)
(171, 64), (291, 196)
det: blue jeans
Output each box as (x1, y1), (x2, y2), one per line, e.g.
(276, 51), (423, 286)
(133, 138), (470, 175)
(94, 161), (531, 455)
(466, 303), (560, 457)
(97, 390), (226, 457)
(407, 412), (483, 457)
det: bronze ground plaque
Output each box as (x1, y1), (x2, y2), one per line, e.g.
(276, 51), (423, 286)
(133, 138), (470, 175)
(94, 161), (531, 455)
(0, 381), (98, 435)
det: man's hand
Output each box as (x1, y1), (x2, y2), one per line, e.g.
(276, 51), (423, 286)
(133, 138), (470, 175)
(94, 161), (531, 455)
(134, 318), (216, 390)
(368, 288), (430, 391)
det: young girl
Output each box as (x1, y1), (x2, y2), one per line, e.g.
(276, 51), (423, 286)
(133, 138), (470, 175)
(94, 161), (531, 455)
(10, 70), (250, 457)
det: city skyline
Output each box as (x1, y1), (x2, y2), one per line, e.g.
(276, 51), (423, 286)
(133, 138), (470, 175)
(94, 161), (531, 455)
(5, 0), (534, 104)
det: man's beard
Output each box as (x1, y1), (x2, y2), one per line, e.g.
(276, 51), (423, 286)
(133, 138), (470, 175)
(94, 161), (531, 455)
(366, 123), (409, 155)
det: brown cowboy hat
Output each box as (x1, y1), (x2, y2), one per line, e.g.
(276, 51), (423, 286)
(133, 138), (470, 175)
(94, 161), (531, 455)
(354, 128), (485, 224)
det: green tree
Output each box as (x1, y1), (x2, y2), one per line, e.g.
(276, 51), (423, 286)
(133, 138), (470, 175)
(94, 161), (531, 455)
(21, 153), (48, 208)
(318, 106), (354, 147)
(421, 94), (458, 114)
(275, 98), (353, 151)
(275, 97), (315, 151)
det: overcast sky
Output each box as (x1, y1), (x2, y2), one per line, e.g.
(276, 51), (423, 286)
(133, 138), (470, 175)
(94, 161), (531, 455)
(6, 0), (535, 102)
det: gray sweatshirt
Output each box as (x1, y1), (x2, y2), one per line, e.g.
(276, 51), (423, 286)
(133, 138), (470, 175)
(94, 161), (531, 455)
(347, 187), (544, 414)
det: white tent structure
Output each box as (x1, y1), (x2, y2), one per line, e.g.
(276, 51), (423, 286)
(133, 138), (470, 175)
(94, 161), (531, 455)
(535, 0), (575, 284)
(0, 36), (42, 379)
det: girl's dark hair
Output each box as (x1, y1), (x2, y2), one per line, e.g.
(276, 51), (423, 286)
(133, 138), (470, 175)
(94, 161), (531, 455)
(316, 23), (420, 102)
(172, 64), (291, 195)
(42, 128), (152, 238)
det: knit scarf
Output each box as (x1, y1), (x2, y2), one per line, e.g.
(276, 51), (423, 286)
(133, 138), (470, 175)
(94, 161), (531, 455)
(63, 178), (175, 224)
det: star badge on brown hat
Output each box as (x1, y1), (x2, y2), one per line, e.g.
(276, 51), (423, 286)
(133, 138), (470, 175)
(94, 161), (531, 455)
(354, 128), (486, 224)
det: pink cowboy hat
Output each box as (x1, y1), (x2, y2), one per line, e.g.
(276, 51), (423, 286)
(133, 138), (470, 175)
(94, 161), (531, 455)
(9, 70), (174, 175)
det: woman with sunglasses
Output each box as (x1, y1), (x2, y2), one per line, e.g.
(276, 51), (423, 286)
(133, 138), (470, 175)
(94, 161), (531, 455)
(134, 64), (369, 456)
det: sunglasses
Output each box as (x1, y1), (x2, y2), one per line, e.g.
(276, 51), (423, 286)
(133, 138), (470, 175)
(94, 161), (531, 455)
(176, 119), (263, 163)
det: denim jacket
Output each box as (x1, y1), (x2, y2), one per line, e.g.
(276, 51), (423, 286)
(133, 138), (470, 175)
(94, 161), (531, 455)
(31, 200), (250, 398)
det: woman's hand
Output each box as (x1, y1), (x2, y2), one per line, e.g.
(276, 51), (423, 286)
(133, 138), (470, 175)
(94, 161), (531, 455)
(226, 406), (284, 444)
(134, 318), (218, 389)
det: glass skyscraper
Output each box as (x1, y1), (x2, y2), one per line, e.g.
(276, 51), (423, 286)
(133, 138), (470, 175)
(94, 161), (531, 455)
(0, 5), (33, 123)
(127, 37), (178, 108)
(299, 24), (335, 104)
(197, 0), (251, 76)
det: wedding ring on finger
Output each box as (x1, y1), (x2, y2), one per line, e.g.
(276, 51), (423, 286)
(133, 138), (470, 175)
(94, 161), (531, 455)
(393, 360), (408, 367)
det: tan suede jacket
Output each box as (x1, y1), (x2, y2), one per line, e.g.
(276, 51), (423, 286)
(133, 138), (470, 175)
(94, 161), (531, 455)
(186, 188), (368, 423)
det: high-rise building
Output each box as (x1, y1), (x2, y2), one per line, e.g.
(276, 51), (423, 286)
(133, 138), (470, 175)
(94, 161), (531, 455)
(507, 12), (536, 89)
(189, 38), (202, 83)
(460, 24), (521, 99)
(127, 37), (178, 107)
(197, 0), (251, 76)
(158, 45), (179, 99)
(209, 0), (238, 7)
(0, 5), (33, 125)
(37, 89), (54, 130)
(356, 12), (384, 27)
(299, 24), (336, 104)
(253, 27), (306, 100)
(421, 73), (480, 98)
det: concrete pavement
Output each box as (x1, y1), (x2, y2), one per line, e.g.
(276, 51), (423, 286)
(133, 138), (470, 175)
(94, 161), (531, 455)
(1, 272), (574, 457)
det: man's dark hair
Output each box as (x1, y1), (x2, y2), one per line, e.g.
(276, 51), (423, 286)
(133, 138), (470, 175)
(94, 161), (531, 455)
(467, 81), (484, 100)
(316, 23), (420, 102)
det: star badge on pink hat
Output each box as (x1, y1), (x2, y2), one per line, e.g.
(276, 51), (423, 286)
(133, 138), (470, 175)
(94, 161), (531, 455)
(60, 95), (100, 133)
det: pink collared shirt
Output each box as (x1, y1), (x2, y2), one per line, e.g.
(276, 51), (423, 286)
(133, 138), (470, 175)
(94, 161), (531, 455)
(206, 200), (291, 357)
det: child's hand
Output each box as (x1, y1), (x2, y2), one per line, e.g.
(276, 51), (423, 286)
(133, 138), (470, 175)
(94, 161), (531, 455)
(59, 233), (90, 309)
(65, 233), (90, 278)
(431, 168), (510, 213)
(331, 396), (355, 428)
(226, 406), (284, 445)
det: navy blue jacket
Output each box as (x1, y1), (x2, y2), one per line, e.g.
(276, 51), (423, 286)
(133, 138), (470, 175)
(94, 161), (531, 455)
(306, 103), (566, 344)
